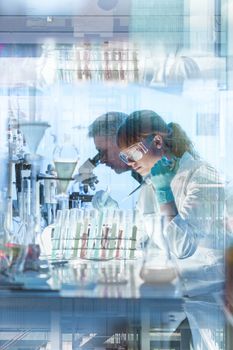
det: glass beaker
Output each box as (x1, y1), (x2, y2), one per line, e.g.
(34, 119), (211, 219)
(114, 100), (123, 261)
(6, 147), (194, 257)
(53, 135), (79, 209)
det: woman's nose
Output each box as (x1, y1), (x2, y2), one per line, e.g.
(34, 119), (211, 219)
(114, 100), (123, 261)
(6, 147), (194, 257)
(127, 160), (137, 168)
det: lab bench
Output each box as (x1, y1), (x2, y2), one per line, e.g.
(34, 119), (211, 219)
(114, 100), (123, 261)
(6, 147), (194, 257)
(0, 258), (229, 350)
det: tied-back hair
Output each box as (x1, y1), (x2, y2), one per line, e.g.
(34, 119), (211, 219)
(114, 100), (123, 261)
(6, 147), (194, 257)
(164, 122), (199, 159)
(117, 110), (199, 159)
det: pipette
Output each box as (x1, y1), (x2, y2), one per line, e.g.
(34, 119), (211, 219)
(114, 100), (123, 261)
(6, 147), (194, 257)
(121, 175), (151, 203)
(121, 183), (142, 203)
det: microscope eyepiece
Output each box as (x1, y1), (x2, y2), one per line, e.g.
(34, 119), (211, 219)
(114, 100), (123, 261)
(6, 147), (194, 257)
(90, 153), (101, 167)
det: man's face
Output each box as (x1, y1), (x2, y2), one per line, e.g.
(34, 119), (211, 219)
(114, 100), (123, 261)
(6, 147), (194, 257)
(94, 135), (130, 174)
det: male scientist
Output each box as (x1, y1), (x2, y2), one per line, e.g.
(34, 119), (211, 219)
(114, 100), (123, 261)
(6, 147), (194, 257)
(87, 111), (143, 209)
(88, 111), (130, 175)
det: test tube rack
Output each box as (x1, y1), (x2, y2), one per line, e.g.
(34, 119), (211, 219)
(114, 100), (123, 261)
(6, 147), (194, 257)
(51, 208), (138, 261)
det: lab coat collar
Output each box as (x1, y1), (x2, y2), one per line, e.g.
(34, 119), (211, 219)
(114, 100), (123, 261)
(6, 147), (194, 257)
(177, 151), (197, 172)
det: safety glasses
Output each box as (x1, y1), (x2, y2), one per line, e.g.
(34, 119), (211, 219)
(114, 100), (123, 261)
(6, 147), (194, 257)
(119, 141), (149, 164)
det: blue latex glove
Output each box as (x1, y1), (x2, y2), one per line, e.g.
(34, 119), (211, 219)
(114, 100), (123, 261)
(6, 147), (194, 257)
(150, 156), (179, 204)
(92, 190), (119, 211)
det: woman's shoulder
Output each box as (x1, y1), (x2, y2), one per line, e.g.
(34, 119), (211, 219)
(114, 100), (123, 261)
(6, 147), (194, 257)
(179, 152), (216, 170)
(178, 152), (204, 173)
(177, 152), (222, 184)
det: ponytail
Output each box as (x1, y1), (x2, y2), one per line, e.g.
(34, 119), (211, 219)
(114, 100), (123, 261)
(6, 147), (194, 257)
(164, 122), (199, 159)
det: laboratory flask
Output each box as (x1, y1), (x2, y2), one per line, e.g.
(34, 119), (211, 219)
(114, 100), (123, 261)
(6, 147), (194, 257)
(140, 215), (177, 284)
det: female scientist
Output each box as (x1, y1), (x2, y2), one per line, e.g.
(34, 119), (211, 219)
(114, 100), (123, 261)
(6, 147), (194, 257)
(117, 109), (225, 259)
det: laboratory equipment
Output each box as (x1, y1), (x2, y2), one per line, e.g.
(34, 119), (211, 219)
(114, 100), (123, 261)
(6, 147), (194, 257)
(140, 260), (177, 284)
(43, 164), (57, 225)
(121, 174), (151, 203)
(51, 208), (139, 261)
(115, 210), (125, 259)
(68, 152), (100, 208)
(74, 153), (100, 190)
(41, 152), (100, 213)
(69, 187), (94, 209)
(97, 263), (128, 285)
(53, 136), (79, 209)
(18, 121), (50, 243)
(5, 120), (51, 274)
(140, 215), (177, 284)
(19, 121), (50, 155)
(0, 191), (13, 274)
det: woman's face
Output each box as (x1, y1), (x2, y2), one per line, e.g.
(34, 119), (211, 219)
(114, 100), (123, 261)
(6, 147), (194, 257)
(119, 136), (163, 176)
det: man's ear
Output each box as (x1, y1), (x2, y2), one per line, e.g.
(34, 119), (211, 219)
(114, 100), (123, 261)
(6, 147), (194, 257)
(153, 135), (163, 149)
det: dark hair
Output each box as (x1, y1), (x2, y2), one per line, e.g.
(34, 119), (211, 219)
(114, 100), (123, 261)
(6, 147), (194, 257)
(88, 111), (128, 138)
(117, 109), (198, 159)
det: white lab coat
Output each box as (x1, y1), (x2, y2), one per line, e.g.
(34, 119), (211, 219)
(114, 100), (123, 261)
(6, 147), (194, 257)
(136, 152), (226, 260)
(168, 152), (225, 259)
(184, 297), (225, 350)
(135, 177), (168, 250)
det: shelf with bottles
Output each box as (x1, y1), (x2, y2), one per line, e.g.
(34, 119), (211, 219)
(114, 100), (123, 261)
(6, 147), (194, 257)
(54, 42), (139, 83)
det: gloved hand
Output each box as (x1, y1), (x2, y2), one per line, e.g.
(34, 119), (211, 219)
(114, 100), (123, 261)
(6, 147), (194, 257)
(92, 190), (119, 211)
(150, 156), (179, 204)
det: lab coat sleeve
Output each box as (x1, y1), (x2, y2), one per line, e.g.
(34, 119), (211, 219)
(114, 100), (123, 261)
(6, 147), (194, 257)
(135, 184), (160, 240)
(165, 164), (225, 259)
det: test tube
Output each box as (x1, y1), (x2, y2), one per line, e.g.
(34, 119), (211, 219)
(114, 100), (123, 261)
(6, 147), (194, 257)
(60, 209), (70, 259)
(72, 209), (83, 259)
(87, 209), (98, 259)
(51, 209), (62, 259)
(65, 208), (76, 259)
(129, 210), (138, 259)
(108, 209), (119, 260)
(124, 210), (133, 259)
(115, 210), (125, 259)
(100, 209), (111, 260)
(93, 210), (105, 260)
(80, 209), (89, 259)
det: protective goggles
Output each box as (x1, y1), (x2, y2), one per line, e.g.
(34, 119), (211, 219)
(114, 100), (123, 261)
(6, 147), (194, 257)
(119, 141), (149, 164)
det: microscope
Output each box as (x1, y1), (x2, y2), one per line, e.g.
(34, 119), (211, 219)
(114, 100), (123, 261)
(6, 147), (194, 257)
(69, 153), (101, 209)
(40, 152), (101, 222)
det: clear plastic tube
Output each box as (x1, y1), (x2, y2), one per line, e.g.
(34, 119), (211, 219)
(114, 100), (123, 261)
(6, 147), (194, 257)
(80, 210), (90, 259)
(72, 209), (83, 259)
(116, 210), (125, 259)
(87, 209), (98, 259)
(51, 210), (62, 259)
(65, 208), (76, 259)
(129, 210), (138, 259)
(93, 210), (105, 260)
(108, 210), (119, 260)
